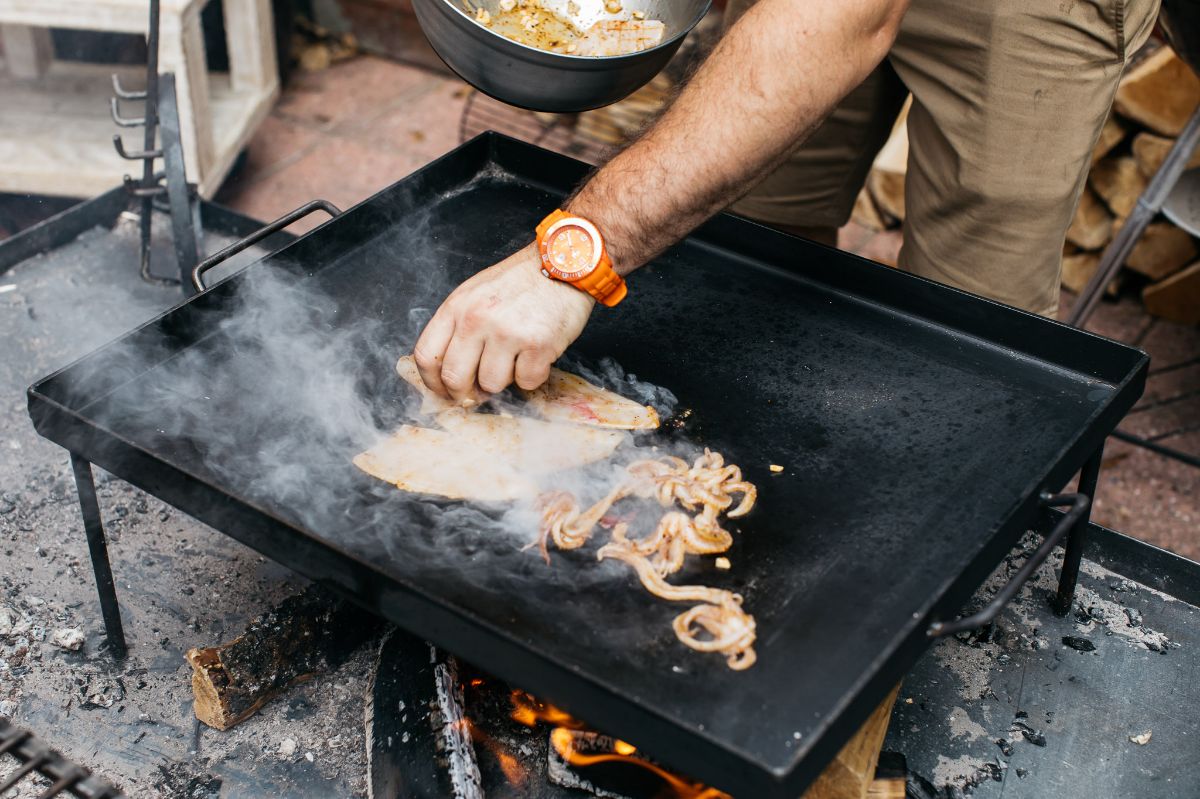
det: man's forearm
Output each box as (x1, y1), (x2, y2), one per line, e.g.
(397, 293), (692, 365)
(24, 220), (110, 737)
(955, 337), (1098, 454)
(566, 0), (908, 274)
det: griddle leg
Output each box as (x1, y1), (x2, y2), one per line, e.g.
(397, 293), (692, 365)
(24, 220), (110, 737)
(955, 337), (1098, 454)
(1054, 446), (1104, 616)
(69, 454), (128, 658)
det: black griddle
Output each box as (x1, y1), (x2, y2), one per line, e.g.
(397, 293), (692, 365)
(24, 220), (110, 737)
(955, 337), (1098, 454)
(28, 134), (1147, 798)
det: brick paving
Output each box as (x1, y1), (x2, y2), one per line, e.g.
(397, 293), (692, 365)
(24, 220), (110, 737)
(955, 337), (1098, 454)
(217, 55), (1199, 560)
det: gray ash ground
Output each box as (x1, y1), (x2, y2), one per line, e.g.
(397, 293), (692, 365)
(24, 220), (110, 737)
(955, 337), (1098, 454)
(1, 218), (373, 797)
(886, 534), (1196, 798)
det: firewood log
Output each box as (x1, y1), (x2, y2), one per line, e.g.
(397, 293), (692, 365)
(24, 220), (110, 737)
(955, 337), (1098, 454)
(1143, 261), (1200, 325)
(1091, 114), (1128, 164)
(1114, 47), (1200, 137)
(1131, 131), (1200, 179)
(1126, 223), (1198, 281)
(1090, 156), (1147, 220)
(1066, 188), (1114, 250)
(186, 584), (384, 730)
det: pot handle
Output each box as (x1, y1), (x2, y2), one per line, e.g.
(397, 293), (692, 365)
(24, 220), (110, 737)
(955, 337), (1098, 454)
(926, 492), (1090, 638)
(191, 199), (342, 292)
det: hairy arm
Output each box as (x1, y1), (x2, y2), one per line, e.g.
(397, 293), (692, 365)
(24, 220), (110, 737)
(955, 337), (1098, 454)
(415, 0), (908, 400)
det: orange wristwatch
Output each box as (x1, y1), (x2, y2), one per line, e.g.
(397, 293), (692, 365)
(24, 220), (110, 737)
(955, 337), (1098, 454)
(535, 210), (627, 307)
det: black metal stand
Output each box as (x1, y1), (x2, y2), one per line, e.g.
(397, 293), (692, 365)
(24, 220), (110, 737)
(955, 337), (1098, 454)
(111, 0), (203, 291)
(1054, 445), (1104, 616)
(69, 455), (127, 659)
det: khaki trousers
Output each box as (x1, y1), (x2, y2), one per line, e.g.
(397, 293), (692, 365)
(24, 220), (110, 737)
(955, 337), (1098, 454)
(725, 0), (1159, 315)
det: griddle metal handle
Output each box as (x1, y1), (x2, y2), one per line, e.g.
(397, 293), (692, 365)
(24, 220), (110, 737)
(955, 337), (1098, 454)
(926, 492), (1091, 638)
(190, 199), (343, 292)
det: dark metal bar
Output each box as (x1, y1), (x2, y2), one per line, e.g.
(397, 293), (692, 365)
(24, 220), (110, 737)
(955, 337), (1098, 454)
(0, 753), (48, 793)
(38, 770), (83, 799)
(191, 200), (343, 291)
(1112, 428), (1200, 468)
(0, 730), (28, 755)
(158, 73), (202, 289)
(1068, 103), (1200, 327)
(1054, 446), (1104, 615)
(69, 455), (127, 658)
(928, 491), (1092, 637)
(139, 0), (162, 284)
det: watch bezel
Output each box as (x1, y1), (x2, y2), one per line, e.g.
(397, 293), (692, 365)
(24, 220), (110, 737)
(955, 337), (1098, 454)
(540, 217), (603, 281)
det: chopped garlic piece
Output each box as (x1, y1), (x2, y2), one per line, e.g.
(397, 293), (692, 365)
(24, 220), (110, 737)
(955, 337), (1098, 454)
(632, 9), (645, 19)
(715, 557), (731, 570)
(769, 464), (784, 473)
(499, 0), (516, 10)
(604, 0), (622, 12)
(475, 7), (491, 24)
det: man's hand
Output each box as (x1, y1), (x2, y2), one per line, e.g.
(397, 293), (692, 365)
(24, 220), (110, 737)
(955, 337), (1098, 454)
(413, 243), (595, 401)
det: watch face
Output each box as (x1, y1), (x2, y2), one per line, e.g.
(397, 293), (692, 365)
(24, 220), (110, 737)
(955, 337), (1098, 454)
(544, 223), (598, 280)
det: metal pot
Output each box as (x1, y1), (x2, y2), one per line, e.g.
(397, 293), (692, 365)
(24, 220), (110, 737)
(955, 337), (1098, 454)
(411, 0), (711, 113)
(1161, 0), (1200, 76)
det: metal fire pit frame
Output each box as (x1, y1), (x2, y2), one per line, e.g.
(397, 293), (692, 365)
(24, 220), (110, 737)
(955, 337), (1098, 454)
(27, 134), (1147, 798)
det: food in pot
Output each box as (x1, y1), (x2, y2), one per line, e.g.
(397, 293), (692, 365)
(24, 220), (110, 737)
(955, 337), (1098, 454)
(462, 0), (665, 56)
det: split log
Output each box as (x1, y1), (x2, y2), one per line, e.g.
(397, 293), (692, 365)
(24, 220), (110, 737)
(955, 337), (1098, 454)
(1114, 47), (1200, 137)
(1125, 223), (1198, 281)
(1131, 131), (1200, 179)
(1066, 187), (1113, 250)
(1091, 114), (1127, 164)
(1089, 156), (1147, 219)
(186, 584), (384, 730)
(803, 684), (902, 799)
(1143, 261), (1200, 325)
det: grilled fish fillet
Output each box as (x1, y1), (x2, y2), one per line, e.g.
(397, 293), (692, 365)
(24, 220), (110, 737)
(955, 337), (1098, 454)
(521, 369), (659, 431)
(434, 409), (624, 469)
(397, 355), (659, 431)
(353, 426), (537, 502)
(354, 412), (624, 501)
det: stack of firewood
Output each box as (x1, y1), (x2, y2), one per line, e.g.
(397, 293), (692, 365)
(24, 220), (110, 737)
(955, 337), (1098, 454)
(855, 45), (1200, 325)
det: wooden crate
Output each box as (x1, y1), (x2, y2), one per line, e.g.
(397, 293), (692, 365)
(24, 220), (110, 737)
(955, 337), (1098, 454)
(0, 0), (279, 198)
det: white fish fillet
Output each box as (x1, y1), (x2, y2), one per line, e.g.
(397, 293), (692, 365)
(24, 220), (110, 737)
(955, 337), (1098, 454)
(575, 19), (665, 57)
(434, 408), (624, 470)
(354, 411), (624, 501)
(521, 369), (660, 430)
(353, 426), (538, 502)
(395, 355), (481, 414)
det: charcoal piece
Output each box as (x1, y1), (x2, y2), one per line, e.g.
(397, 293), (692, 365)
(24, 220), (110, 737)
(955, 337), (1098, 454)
(996, 737), (1014, 756)
(1062, 635), (1097, 652)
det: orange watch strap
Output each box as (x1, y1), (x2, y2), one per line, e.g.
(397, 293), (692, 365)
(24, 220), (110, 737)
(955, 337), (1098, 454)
(575, 258), (627, 307)
(536, 209), (627, 307)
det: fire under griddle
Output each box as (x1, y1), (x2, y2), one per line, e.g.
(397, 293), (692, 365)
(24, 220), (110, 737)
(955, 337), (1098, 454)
(27, 133), (1148, 798)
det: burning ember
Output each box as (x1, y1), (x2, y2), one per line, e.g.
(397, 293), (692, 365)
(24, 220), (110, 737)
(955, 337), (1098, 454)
(507, 689), (732, 799)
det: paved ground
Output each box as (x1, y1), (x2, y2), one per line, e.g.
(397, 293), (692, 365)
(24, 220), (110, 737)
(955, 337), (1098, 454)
(216, 54), (1198, 561)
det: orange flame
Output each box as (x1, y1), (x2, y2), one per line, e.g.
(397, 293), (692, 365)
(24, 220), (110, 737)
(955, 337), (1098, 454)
(550, 728), (731, 799)
(507, 689), (729, 799)
(509, 689), (585, 729)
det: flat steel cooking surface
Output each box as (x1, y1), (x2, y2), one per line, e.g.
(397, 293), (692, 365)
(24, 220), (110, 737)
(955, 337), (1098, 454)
(29, 134), (1147, 797)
